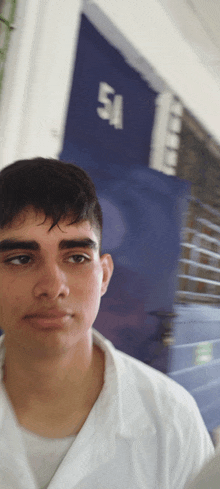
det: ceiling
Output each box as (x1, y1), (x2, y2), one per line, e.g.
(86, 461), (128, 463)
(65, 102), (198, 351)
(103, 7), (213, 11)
(158, 0), (220, 86)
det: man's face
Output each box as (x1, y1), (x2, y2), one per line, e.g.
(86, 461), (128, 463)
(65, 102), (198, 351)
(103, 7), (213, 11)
(0, 208), (113, 357)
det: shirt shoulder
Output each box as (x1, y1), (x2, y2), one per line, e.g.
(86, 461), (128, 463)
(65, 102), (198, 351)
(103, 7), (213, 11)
(114, 346), (198, 415)
(112, 347), (214, 488)
(93, 329), (204, 427)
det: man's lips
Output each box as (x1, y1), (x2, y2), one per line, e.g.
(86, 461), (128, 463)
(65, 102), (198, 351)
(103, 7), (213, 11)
(26, 310), (73, 329)
(26, 309), (73, 319)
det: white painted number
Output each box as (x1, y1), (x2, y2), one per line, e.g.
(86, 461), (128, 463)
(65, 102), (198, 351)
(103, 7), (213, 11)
(97, 82), (115, 120)
(97, 82), (123, 129)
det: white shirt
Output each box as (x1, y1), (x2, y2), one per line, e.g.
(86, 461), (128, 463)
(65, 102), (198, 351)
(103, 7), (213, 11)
(0, 329), (214, 489)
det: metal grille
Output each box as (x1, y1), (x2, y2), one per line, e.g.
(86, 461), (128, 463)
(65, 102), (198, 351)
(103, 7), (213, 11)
(0, 0), (16, 93)
(176, 196), (220, 304)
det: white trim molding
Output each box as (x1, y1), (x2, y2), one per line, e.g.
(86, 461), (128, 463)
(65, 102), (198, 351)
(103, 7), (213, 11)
(149, 92), (183, 176)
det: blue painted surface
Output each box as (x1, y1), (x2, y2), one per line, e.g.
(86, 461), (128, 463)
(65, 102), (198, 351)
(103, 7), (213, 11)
(63, 14), (157, 167)
(60, 14), (191, 372)
(168, 304), (220, 432)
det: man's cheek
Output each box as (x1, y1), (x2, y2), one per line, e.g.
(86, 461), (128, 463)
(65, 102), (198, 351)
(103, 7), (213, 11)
(0, 302), (4, 325)
(0, 301), (11, 329)
(1, 296), (21, 322)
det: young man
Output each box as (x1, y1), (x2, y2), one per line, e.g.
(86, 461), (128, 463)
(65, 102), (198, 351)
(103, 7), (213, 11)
(0, 157), (215, 489)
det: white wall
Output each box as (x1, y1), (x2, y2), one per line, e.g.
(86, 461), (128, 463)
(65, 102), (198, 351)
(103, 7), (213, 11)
(90, 0), (220, 143)
(1, 0), (220, 170)
(0, 0), (82, 168)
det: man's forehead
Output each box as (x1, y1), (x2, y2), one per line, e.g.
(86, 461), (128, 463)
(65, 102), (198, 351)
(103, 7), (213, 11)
(1, 207), (70, 229)
(0, 211), (97, 240)
(0, 207), (101, 251)
(0, 217), (102, 261)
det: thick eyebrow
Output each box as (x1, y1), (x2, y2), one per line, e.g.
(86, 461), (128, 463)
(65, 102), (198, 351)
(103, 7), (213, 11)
(0, 238), (98, 252)
(60, 238), (98, 251)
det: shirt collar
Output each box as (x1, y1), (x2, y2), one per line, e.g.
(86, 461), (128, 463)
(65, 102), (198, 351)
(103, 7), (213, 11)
(92, 328), (156, 438)
(0, 329), (155, 439)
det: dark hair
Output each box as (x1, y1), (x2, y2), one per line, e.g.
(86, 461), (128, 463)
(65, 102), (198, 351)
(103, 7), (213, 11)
(0, 157), (103, 246)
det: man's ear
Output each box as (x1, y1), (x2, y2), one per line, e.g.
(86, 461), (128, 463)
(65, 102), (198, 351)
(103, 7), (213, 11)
(100, 254), (114, 297)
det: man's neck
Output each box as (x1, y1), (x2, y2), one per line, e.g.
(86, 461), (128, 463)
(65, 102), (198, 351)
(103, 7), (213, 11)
(2, 341), (105, 438)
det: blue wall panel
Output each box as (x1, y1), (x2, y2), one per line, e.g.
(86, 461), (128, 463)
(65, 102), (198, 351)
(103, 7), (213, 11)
(168, 304), (220, 432)
(60, 14), (191, 372)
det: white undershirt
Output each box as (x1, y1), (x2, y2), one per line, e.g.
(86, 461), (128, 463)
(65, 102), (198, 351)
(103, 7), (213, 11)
(20, 426), (76, 489)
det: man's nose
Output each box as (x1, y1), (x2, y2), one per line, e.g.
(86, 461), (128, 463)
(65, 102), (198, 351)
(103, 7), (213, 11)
(33, 263), (70, 299)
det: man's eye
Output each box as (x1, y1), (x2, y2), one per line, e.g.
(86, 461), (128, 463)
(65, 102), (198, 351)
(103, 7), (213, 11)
(6, 255), (31, 265)
(68, 255), (88, 264)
